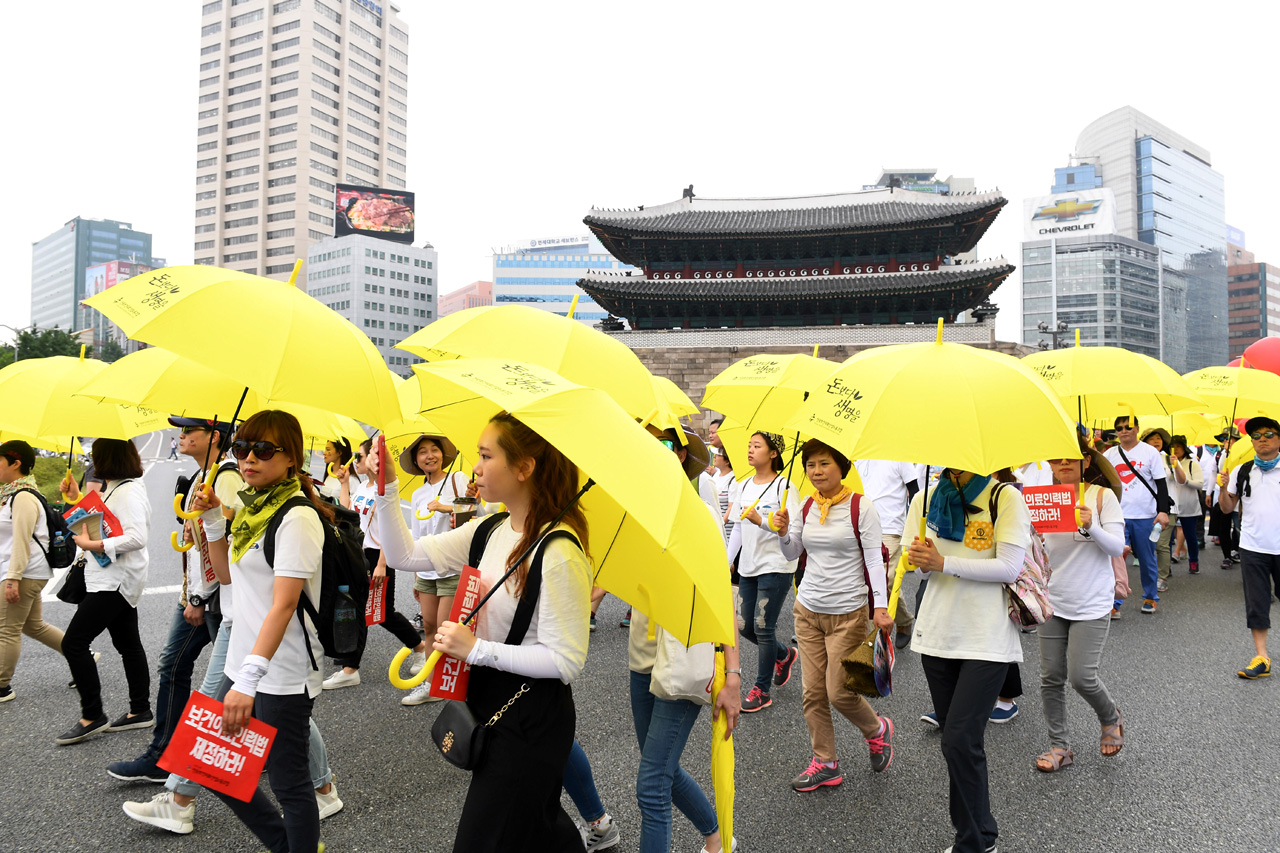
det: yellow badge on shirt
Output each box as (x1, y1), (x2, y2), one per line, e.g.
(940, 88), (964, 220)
(963, 520), (996, 551)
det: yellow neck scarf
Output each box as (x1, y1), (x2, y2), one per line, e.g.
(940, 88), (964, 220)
(813, 486), (851, 525)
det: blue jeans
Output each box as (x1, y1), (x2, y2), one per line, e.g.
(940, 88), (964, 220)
(563, 740), (605, 822)
(1178, 514), (1200, 564)
(629, 670), (717, 853)
(738, 572), (792, 693)
(148, 605), (221, 759)
(1123, 517), (1159, 603)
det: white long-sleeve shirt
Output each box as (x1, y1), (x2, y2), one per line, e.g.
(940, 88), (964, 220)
(85, 479), (150, 607)
(1169, 456), (1204, 518)
(779, 494), (887, 614)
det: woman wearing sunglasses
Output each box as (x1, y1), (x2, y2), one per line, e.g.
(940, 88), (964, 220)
(375, 413), (592, 851)
(1035, 440), (1126, 773)
(316, 437), (353, 502)
(905, 466), (1030, 853)
(198, 410), (333, 853)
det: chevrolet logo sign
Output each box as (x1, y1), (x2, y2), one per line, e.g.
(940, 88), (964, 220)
(1033, 198), (1102, 222)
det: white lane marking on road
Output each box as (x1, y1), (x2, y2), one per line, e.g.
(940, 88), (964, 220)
(43, 583), (184, 603)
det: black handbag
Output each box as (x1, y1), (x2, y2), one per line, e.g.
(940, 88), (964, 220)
(431, 684), (529, 771)
(56, 556), (88, 605)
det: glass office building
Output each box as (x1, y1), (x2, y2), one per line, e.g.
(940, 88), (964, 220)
(491, 235), (634, 326)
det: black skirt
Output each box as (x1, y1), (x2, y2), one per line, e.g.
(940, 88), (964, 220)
(452, 667), (582, 853)
(1207, 503), (1235, 538)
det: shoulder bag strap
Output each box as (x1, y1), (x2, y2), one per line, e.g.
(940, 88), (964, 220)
(263, 496), (316, 568)
(467, 512), (509, 569)
(1115, 446), (1159, 500)
(503, 529), (580, 646)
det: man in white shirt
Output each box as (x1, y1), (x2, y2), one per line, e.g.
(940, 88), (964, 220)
(1218, 416), (1280, 679)
(1103, 417), (1172, 615)
(854, 460), (919, 648)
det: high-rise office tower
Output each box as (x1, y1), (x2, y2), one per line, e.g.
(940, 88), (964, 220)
(195, 0), (409, 278)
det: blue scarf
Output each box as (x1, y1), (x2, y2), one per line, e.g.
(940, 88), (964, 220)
(926, 473), (993, 542)
(1256, 456), (1279, 472)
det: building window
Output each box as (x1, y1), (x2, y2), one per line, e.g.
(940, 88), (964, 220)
(196, 190), (218, 201)
(202, 22), (222, 36)
(229, 31), (263, 47)
(265, 263), (295, 274)
(310, 158), (338, 176)
(273, 0), (300, 11)
(225, 181), (260, 195)
(224, 251), (259, 262)
(349, 92), (380, 114)
(267, 227), (295, 239)
(390, 24), (408, 44)
(195, 240), (216, 251)
(271, 53), (299, 68)
(196, 206), (217, 217)
(225, 216), (259, 228)
(311, 72), (340, 93)
(312, 90), (340, 110)
(266, 245), (295, 257)
(230, 47), (264, 63)
(309, 176), (335, 193)
(225, 165), (260, 178)
(346, 157), (378, 177)
(227, 130), (261, 145)
(228, 63), (263, 80)
(267, 174), (297, 187)
(312, 37), (341, 60)
(202, 0), (223, 14)
(309, 211), (334, 226)
(201, 43), (222, 55)
(350, 59), (380, 82)
(313, 56), (340, 76)
(267, 210), (295, 222)
(226, 148), (258, 162)
(200, 75), (220, 88)
(225, 199), (258, 212)
(271, 70), (299, 85)
(268, 157), (296, 171)
(272, 19), (301, 35)
(197, 141), (218, 152)
(269, 105), (298, 119)
(349, 76), (378, 98)
(347, 108), (379, 129)
(347, 140), (379, 161)
(350, 21), (380, 47)
(269, 88), (298, 102)
(310, 141), (338, 159)
(390, 46), (408, 65)
(228, 97), (261, 113)
(311, 107), (339, 127)
(272, 36), (301, 51)
(268, 138), (297, 152)
(267, 192), (296, 204)
(197, 156), (217, 168)
(198, 124), (219, 138)
(314, 22), (342, 42)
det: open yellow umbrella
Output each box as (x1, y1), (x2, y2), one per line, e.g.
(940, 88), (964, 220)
(0, 431), (82, 456)
(787, 321), (1080, 616)
(1090, 412), (1226, 447)
(387, 358), (735, 686)
(394, 304), (697, 427)
(85, 264), (399, 428)
(381, 373), (470, 495)
(1182, 365), (1280, 424)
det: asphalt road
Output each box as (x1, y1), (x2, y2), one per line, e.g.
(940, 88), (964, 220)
(1, 430), (1277, 852)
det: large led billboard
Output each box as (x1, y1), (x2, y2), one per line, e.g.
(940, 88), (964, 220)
(334, 184), (415, 244)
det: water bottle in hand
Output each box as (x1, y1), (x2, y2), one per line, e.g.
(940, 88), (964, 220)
(1148, 522), (1162, 543)
(333, 584), (360, 654)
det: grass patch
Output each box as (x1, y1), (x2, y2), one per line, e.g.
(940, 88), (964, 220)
(33, 457), (85, 508)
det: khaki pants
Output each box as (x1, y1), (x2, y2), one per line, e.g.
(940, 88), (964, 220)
(793, 601), (881, 761)
(0, 577), (64, 688)
(1157, 514), (1178, 581)
(881, 533), (914, 632)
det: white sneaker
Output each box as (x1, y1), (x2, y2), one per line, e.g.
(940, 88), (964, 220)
(582, 813), (620, 851)
(316, 778), (344, 820)
(122, 792), (195, 835)
(406, 650), (427, 676)
(698, 838), (738, 853)
(322, 669), (361, 690)
(401, 683), (442, 706)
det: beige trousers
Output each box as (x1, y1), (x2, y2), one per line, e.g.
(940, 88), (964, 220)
(0, 578), (64, 688)
(794, 601), (881, 761)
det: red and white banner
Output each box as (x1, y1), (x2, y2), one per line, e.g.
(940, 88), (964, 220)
(430, 565), (482, 701)
(157, 692), (276, 802)
(1022, 485), (1079, 534)
(63, 491), (122, 537)
(365, 578), (386, 626)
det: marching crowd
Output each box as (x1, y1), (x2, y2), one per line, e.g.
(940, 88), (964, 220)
(0, 403), (1276, 853)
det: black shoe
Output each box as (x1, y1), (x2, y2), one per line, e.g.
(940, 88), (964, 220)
(773, 646), (798, 687)
(0, 686), (13, 703)
(107, 753), (168, 783)
(894, 627), (912, 650)
(1232, 553), (1242, 563)
(109, 710), (155, 732)
(56, 717), (111, 746)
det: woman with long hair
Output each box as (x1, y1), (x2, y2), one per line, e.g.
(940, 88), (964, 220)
(376, 412), (592, 851)
(57, 438), (152, 746)
(202, 410), (335, 853)
(1167, 435), (1204, 576)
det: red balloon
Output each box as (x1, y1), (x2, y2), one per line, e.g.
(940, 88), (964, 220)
(1228, 357), (1242, 367)
(1241, 337), (1280, 375)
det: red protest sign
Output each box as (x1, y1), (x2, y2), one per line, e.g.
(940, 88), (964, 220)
(430, 565), (482, 701)
(157, 692), (276, 802)
(1022, 485), (1079, 534)
(365, 578), (386, 626)
(64, 491), (121, 537)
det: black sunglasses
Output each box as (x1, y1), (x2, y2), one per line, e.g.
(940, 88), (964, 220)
(1115, 424), (1135, 431)
(180, 426), (210, 435)
(230, 439), (287, 461)
(1250, 430), (1278, 440)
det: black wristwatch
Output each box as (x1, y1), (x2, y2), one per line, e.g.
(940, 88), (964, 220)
(188, 593), (206, 607)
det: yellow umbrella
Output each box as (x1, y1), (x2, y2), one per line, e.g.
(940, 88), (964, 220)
(1024, 332), (1204, 424)
(1182, 365), (1280, 424)
(0, 431), (82, 455)
(787, 321), (1080, 617)
(1090, 412), (1226, 447)
(394, 304), (698, 426)
(710, 651), (734, 851)
(388, 358), (735, 687)
(381, 375), (470, 495)
(85, 264), (399, 428)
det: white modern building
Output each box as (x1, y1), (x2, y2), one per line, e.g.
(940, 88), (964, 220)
(491, 235), (634, 326)
(305, 233), (437, 377)
(195, 0), (411, 279)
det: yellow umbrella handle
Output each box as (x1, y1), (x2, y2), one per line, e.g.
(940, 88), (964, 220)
(171, 531), (194, 553)
(766, 487), (791, 532)
(1076, 482), (1084, 528)
(389, 646), (438, 689)
(414, 508), (437, 521)
(174, 469), (215, 521)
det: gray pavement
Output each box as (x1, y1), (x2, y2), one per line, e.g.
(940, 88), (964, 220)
(1, 431), (1278, 852)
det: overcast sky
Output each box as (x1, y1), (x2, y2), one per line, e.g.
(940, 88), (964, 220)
(8, 1), (1279, 345)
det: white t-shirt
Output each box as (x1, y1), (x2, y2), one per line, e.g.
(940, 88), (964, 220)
(225, 499), (325, 697)
(908, 480), (1028, 663)
(1043, 484), (1125, 621)
(316, 474), (341, 502)
(84, 479), (151, 608)
(1168, 456), (1204, 518)
(853, 460), (917, 537)
(1014, 462), (1055, 489)
(786, 494), (887, 615)
(408, 472), (470, 580)
(711, 470), (735, 542)
(1199, 447), (1219, 503)
(351, 481), (378, 546)
(1228, 462), (1280, 555)
(727, 474), (802, 577)
(1104, 442), (1166, 519)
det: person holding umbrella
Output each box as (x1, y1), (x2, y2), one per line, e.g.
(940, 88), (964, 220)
(1140, 426), (1181, 593)
(1208, 427), (1242, 569)
(726, 431), (802, 713)
(316, 437), (353, 502)
(374, 413), (592, 851)
(1167, 435), (1204, 576)
(1103, 417), (1171, 615)
(906, 467), (1031, 853)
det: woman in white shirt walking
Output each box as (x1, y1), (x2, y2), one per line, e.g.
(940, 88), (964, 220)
(906, 468), (1029, 853)
(1167, 435), (1204, 576)
(376, 413), (592, 851)
(1036, 443), (1126, 772)
(57, 438), (152, 746)
(776, 439), (894, 792)
(0, 440), (65, 703)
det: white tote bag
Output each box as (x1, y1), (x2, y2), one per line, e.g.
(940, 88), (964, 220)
(650, 626), (716, 706)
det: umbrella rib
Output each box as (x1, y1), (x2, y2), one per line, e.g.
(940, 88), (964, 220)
(592, 512), (627, 585)
(418, 395), (485, 414)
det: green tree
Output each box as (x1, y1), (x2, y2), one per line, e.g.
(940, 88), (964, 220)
(98, 340), (126, 363)
(14, 327), (80, 360)
(0, 346), (12, 370)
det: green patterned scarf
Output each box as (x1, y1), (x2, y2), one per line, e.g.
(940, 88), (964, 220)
(230, 477), (300, 564)
(0, 475), (39, 508)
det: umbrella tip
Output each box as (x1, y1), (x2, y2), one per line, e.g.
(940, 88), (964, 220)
(935, 318), (944, 344)
(79, 344), (86, 361)
(287, 259), (302, 287)
(1075, 328), (1081, 347)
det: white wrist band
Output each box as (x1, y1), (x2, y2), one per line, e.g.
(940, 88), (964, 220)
(233, 654), (270, 698)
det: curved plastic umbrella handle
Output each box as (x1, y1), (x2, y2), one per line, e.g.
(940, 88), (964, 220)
(414, 508), (437, 521)
(175, 469), (215, 520)
(389, 646), (438, 689)
(171, 531), (194, 553)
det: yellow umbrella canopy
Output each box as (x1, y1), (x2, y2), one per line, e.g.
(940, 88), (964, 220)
(394, 304), (698, 425)
(1023, 340), (1204, 423)
(84, 264), (400, 427)
(714, 419), (864, 500)
(0, 431), (82, 456)
(410, 358), (734, 647)
(382, 373), (469, 494)
(1182, 365), (1280, 423)
(0, 351), (167, 440)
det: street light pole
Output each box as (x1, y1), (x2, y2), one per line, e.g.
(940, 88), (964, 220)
(0, 324), (33, 362)
(1037, 319), (1070, 350)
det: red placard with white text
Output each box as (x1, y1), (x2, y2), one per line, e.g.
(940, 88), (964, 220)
(157, 692), (276, 802)
(365, 578), (386, 625)
(1022, 485), (1078, 534)
(429, 565), (482, 700)
(64, 491), (122, 537)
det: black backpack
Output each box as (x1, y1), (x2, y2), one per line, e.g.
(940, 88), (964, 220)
(264, 496), (369, 669)
(18, 489), (77, 569)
